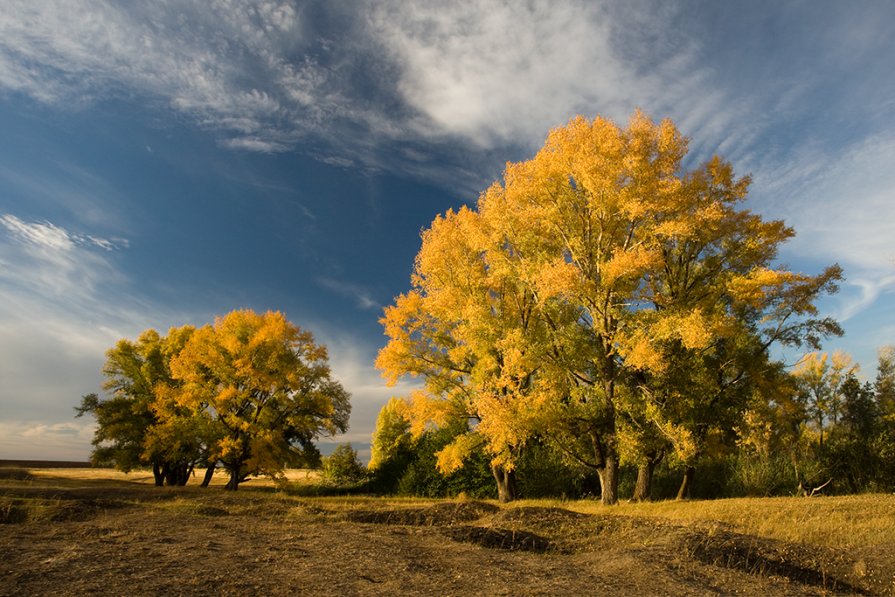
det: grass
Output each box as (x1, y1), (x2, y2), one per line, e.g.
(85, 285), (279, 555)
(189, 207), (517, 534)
(4, 466), (894, 595)
(8, 466), (895, 551)
(498, 493), (895, 552)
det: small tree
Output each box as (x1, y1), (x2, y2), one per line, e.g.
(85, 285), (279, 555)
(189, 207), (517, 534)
(793, 351), (858, 451)
(171, 310), (350, 490)
(322, 444), (366, 484)
(75, 326), (201, 486)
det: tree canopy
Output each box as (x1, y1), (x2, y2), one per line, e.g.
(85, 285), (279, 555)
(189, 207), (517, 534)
(378, 110), (842, 504)
(77, 310), (350, 490)
(76, 326), (199, 486)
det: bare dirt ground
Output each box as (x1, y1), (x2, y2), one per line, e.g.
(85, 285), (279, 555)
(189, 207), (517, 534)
(2, 469), (893, 596)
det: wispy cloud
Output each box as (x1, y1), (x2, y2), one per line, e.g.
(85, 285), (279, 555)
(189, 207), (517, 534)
(0, 214), (127, 252)
(0, 1), (736, 170)
(0, 212), (190, 444)
(315, 331), (424, 459)
(316, 276), (379, 311)
(2, 1), (891, 180)
(0, 213), (127, 302)
(0, 0), (315, 149)
(749, 129), (895, 321)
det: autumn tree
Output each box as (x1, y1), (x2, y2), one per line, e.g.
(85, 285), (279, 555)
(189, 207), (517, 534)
(380, 110), (841, 505)
(793, 351), (858, 451)
(171, 310), (350, 490)
(876, 346), (895, 416)
(76, 327), (201, 486)
(377, 204), (557, 502)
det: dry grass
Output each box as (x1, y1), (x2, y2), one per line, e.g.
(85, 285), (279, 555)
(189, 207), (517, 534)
(582, 494), (895, 550)
(26, 466), (319, 485)
(2, 467), (894, 595)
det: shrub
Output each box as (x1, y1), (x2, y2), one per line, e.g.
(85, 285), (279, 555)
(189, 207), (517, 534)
(321, 444), (366, 485)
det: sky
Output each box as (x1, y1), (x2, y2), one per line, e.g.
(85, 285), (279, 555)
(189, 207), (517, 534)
(1, 0), (894, 462)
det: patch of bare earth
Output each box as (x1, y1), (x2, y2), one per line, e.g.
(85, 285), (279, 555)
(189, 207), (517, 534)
(1, 481), (890, 596)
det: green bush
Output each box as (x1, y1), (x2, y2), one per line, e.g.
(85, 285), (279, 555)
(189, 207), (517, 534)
(321, 444), (366, 485)
(515, 440), (596, 499)
(393, 427), (495, 498)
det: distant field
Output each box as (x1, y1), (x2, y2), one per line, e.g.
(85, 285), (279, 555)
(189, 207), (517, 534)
(19, 466), (321, 487)
(0, 459), (91, 468)
(2, 466), (892, 595)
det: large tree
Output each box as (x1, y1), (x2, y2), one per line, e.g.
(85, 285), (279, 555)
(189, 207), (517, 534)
(379, 111), (841, 505)
(377, 205), (559, 501)
(171, 310), (350, 490)
(76, 326), (200, 486)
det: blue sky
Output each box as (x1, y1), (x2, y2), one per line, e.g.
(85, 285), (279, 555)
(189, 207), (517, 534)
(1, 1), (893, 462)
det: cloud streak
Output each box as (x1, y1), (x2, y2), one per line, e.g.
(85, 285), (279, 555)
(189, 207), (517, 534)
(316, 276), (380, 311)
(0, 1), (745, 170)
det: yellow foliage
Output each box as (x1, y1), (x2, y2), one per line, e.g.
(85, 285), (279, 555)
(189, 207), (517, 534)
(377, 109), (841, 494)
(601, 245), (661, 285)
(728, 268), (798, 308)
(435, 432), (483, 474)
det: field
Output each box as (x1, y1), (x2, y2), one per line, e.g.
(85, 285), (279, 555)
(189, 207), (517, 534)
(2, 466), (894, 596)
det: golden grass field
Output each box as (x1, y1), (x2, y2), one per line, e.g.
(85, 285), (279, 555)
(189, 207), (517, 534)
(2, 466), (894, 595)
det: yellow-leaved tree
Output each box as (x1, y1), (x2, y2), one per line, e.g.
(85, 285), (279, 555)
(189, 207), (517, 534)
(379, 110), (841, 504)
(171, 309), (350, 490)
(376, 206), (557, 501)
(793, 351), (858, 450)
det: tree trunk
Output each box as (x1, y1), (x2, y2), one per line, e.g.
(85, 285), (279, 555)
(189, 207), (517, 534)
(152, 462), (164, 487)
(597, 455), (619, 505)
(201, 462), (216, 488)
(225, 468), (240, 491)
(632, 450), (664, 502)
(173, 463), (190, 486)
(632, 462), (655, 502)
(491, 463), (517, 503)
(676, 465), (695, 500)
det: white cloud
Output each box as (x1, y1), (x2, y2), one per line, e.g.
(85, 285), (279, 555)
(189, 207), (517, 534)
(369, 1), (620, 147)
(0, 420), (95, 461)
(316, 276), (380, 311)
(221, 136), (290, 153)
(0, 214), (126, 253)
(319, 333), (424, 447)
(0, 213), (125, 301)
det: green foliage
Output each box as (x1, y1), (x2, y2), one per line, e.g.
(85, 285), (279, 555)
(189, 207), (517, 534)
(515, 439), (597, 499)
(725, 454), (800, 497)
(321, 444), (366, 485)
(393, 426), (495, 499)
(75, 327), (203, 486)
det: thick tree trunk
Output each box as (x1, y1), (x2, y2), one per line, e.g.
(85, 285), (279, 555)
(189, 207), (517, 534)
(225, 468), (240, 491)
(162, 462), (190, 486)
(676, 465), (695, 500)
(152, 462), (164, 487)
(491, 464), (517, 503)
(201, 462), (216, 488)
(632, 451), (664, 502)
(632, 462), (655, 502)
(597, 455), (619, 505)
